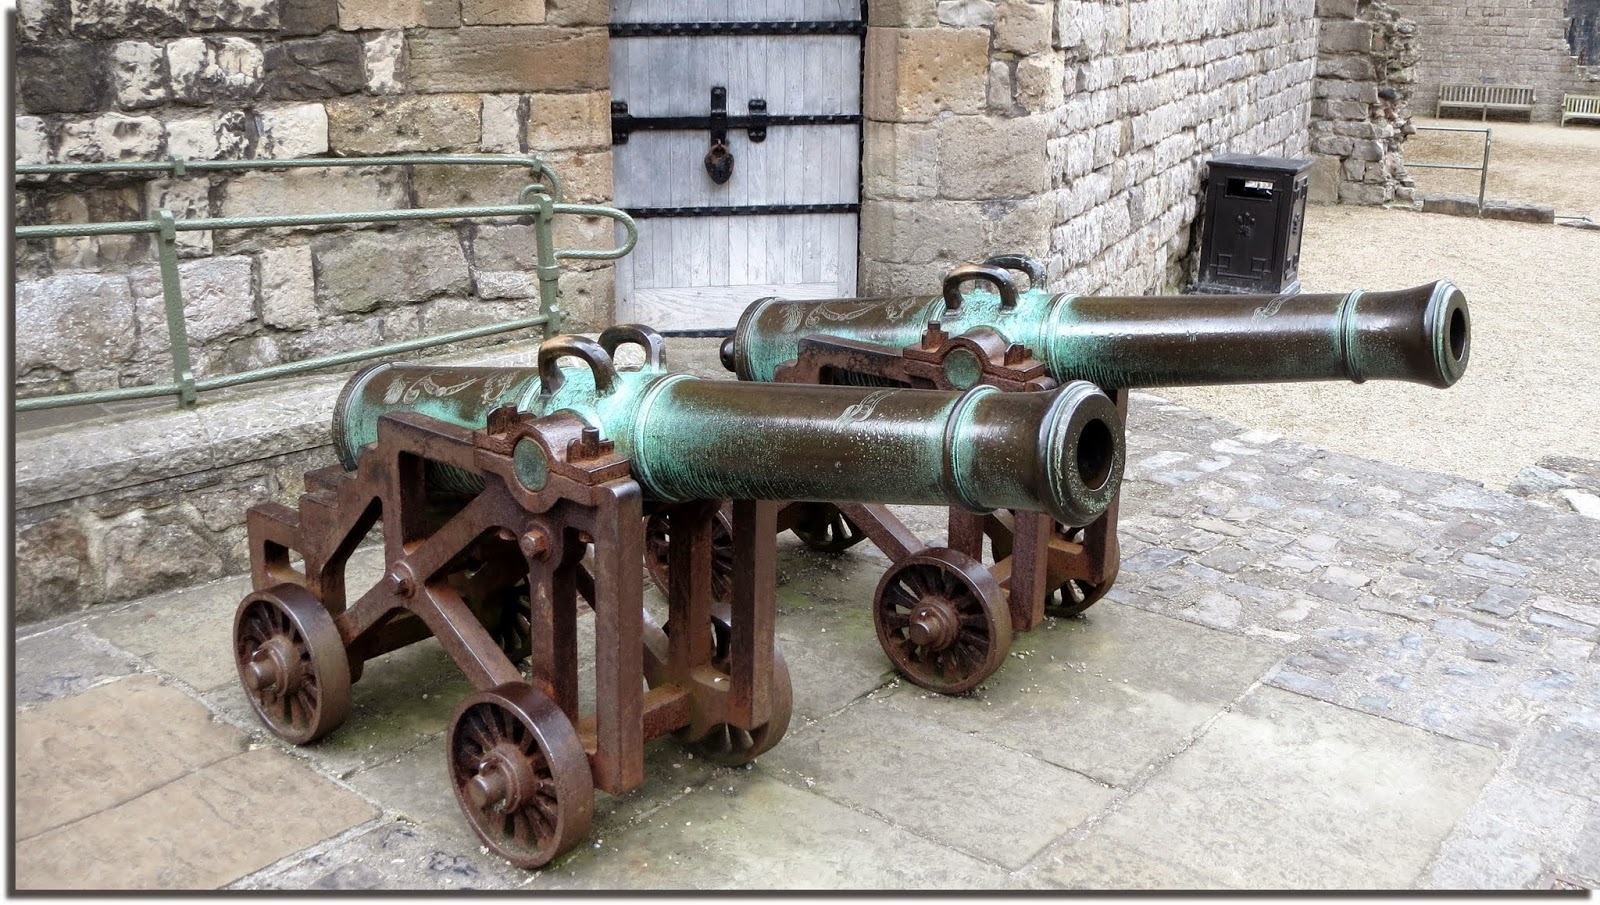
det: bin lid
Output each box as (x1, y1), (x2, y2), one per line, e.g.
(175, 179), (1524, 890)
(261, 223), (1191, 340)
(1206, 154), (1313, 174)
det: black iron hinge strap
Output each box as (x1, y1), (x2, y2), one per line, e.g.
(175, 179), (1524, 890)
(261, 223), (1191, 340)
(610, 20), (866, 37)
(624, 203), (859, 219)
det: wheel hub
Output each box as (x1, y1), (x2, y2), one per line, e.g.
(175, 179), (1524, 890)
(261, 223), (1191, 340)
(243, 637), (300, 694)
(467, 742), (536, 812)
(906, 597), (960, 650)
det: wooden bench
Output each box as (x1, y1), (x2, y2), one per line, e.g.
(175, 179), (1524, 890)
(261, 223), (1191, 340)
(1436, 84), (1536, 121)
(1562, 93), (1600, 126)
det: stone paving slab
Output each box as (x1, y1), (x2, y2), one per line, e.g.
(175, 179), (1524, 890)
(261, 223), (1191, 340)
(532, 770), (1013, 890)
(760, 692), (1118, 869)
(880, 601), (1282, 788)
(1037, 685), (1502, 889)
(16, 747), (378, 890)
(13, 624), (141, 705)
(14, 675), (247, 839)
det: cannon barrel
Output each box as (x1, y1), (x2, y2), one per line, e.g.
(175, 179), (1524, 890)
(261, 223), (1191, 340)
(332, 328), (1125, 527)
(724, 268), (1471, 390)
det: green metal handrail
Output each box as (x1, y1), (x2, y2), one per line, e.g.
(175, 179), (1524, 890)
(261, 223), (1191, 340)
(13, 155), (637, 412)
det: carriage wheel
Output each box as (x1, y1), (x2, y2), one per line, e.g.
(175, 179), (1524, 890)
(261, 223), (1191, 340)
(643, 509), (736, 604)
(1044, 524), (1119, 618)
(675, 606), (795, 766)
(233, 583), (353, 745)
(447, 682), (594, 869)
(873, 549), (1013, 695)
(790, 503), (868, 554)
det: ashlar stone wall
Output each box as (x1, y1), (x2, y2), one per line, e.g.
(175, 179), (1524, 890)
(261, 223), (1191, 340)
(1388, 0), (1600, 123)
(1308, 0), (1421, 206)
(859, 0), (1317, 299)
(12, 0), (617, 401)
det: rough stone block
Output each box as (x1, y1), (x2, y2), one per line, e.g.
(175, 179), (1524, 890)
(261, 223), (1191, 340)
(256, 103), (331, 158)
(937, 0), (994, 28)
(264, 33), (365, 99)
(193, 0), (277, 29)
(15, 273), (137, 375)
(862, 120), (939, 201)
(14, 515), (93, 624)
(167, 36), (265, 103)
(864, 27), (990, 122)
(1308, 155), (1340, 203)
(1420, 194), (1481, 218)
(1316, 0), (1358, 17)
(1316, 55), (1375, 81)
(314, 228), (470, 312)
(526, 90), (610, 150)
(551, 263), (613, 329)
(1338, 181), (1389, 205)
(418, 296), (525, 334)
(541, 0), (604, 25)
(988, 60), (1015, 111)
(868, 0), (939, 26)
(1481, 201), (1556, 224)
(407, 26), (607, 93)
(860, 199), (987, 264)
(130, 256), (256, 345)
(533, 148), (611, 202)
(220, 167), (408, 219)
(1319, 19), (1373, 53)
(166, 110), (250, 160)
(43, 187), (149, 267)
(17, 0), (70, 40)
(15, 117), (53, 165)
(1016, 53), (1065, 111)
(59, 112), (165, 163)
(259, 245), (318, 329)
(147, 177), (213, 255)
(480, 94), (525, 152)
(279, 0), (338, 33)
(995, 0), (1052, 55)
(67, 0), (184, 37)
(338, 0), (425, 27)
(15, 42), (110, 114)
(462, 0), (543, 24)
(100, 507), (230, 600)
(361, 29), (407, 94)
(936, 114), (1050, 199)
(327, 94), (480, 153)
(110, 41), (170, 109)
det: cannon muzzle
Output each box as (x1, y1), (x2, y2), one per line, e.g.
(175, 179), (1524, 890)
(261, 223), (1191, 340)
(333, 327), (1125, 527)
(726, 264), (1471, 390)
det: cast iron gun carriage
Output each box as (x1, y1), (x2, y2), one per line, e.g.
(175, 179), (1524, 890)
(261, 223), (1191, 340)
(232, 324), (1124, 868)
(677, 256), (1471, 693)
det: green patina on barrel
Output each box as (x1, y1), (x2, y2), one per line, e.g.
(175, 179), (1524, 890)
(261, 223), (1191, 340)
(331, 333), (1126, 527)
(728, 279), (1471, 390)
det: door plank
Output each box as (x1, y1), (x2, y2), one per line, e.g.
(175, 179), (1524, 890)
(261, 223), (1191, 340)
(628, 281), (843, 329)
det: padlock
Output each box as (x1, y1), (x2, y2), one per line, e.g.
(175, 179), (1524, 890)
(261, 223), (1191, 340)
(704, 139), (734, 184)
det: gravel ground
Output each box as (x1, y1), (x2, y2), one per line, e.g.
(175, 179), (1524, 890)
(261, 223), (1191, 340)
(1402, 116), (1600, 220)
(1153, 203), (1600, 491)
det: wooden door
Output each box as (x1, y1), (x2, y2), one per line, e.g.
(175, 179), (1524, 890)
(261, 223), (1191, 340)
(609, 0), (863, 331)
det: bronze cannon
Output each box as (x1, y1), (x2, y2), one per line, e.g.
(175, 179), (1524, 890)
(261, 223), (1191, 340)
(232, 325), (1123, 869)
(661, 256), (1473, 694)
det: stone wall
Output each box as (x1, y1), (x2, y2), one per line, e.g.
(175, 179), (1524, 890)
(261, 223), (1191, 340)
(1388, 0), (1600, 123)
(1308, 0), (1421, 206)
(12, 0), (617, 401)
(858, 0), (1317, 298)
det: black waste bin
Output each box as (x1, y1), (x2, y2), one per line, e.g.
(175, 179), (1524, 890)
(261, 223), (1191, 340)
(1194, 155), (1312, 296)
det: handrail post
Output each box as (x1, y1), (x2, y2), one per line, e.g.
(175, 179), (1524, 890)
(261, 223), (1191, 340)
(532, 192), (565, 335)
(155, 209), (198, 407)
(1478, 129), (1492, 211)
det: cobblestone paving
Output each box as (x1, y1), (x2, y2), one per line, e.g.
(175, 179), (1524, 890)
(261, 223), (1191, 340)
(12, 389), (1598, 890)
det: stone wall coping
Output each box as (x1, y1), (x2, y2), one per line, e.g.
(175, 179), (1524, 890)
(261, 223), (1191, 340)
(15, 340), (546, 512)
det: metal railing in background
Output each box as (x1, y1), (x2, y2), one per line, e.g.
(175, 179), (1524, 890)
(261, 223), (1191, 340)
(1406, 125), (1493, 209)
(13, 155), (638, 412)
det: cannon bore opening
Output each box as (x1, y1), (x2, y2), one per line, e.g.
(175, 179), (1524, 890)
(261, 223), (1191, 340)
(1075, 417), (1116, 492)
(1449, 306), (1468, 364)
